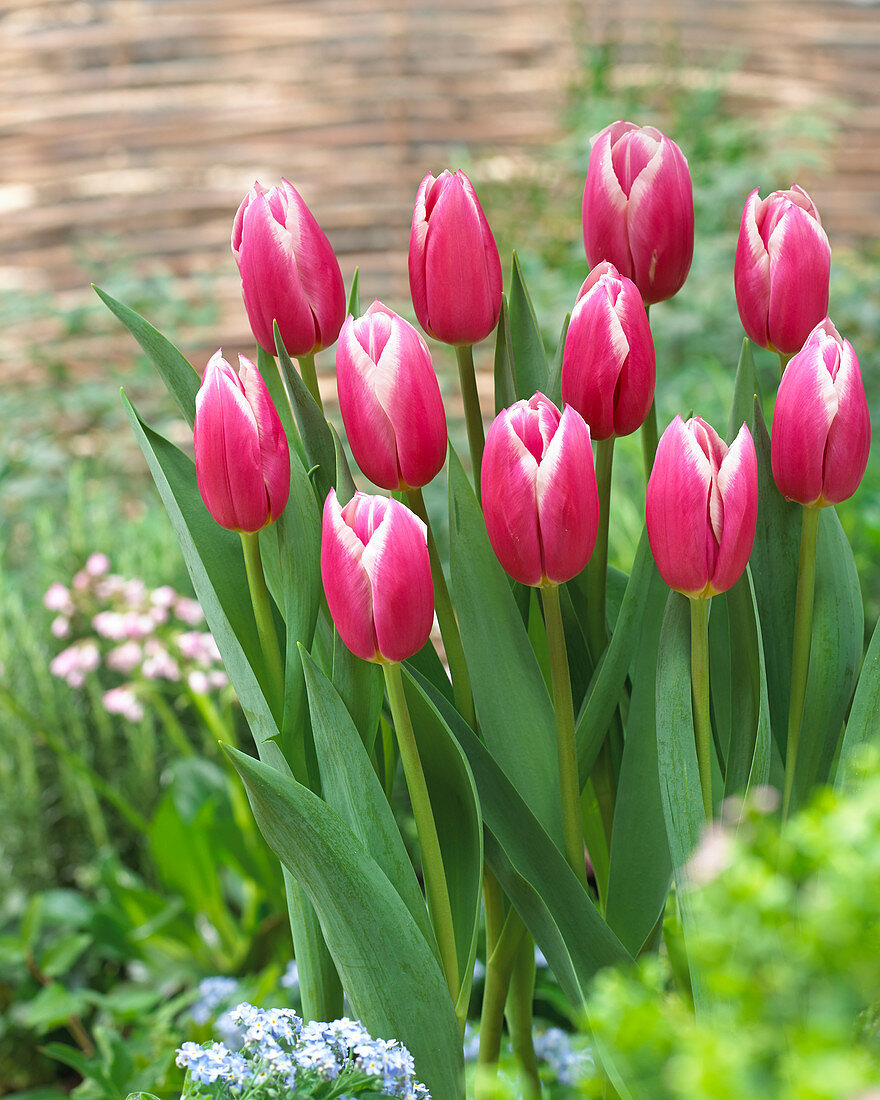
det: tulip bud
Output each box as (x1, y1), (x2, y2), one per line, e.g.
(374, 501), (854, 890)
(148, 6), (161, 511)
(771, 318), (870, 507)
(408, 169), (503, 346)
(734, 185), (830, 356)
(336, 301), (448, 491)
(582, 121), (694, 305)
(481, 393), (598, 587)
(194, 351), (291, 533)
(321, 490), (434, 663)
(561, 261), (656, 441)
(232, 179), (346, 357)
(646, 415), (758, 598)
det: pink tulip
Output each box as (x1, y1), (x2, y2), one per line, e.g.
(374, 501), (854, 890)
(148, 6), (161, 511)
(561, 261), (656, 440)
(771, 318), (870, 507)
(194, 350), (290, 533)
(582, 121), (694, 305)
(481, 393), (599, 587)
(321, 490), (434, 663)
(336, 301), (448, 491)
(734, 185), (830, 355)
(408, 169), (503, 346)
(232, 179), (346, 357)
(647, 416), (758, 598)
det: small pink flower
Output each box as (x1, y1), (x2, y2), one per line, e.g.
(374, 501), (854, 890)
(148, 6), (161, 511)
(106, 641), (143, 675)
(44, 582), (74, 614)
(85, 552), (111, 577)
(175, 598), (205, 626)
(188, 670), (210, 694)
(103, 687), (144, 723)
(51, 616), (71, 639)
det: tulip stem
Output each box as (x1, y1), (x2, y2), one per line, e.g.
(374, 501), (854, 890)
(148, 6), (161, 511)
(382, 661), (460, 1014)
(689, 596), (713, 820)
(454, 344), (485, 500)
(406, 488), (475, 727)
(777, 350), (793, 380)
(297, 352), (323, 411)
(476, 906), (528, 1097)
(641, 399), (659, 482)
(782, 505), (821, 821)
(540, 584), (589, 888)
(241, 532), (286, 718)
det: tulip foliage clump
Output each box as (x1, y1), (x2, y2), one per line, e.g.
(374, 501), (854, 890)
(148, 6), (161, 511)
(98, 120), (876, 1099)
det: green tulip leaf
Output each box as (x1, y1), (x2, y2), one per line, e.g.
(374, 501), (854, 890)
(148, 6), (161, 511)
(575, 529), (667, 786)
(727, 338), (758, 444)
(95, 286), (199, 424)
(409, 670), (631, 1006)
(347, 267), (361, 318)
(223, 744), (464, 1100)
(330, 424), (358, 505)
(546, 311), (570, 408)
(400, 667), (483, 1010)
(605, 568), (671, 956)
(493, 294), (517, 414)
(257, 347), (305, 465)
(274, 322), (337, 504)
(508, 252), (548, 400)
(837, 610), (880, 788)
(448, 448), (564, 847)
(330, 632), (384, 755)
(300, 648), (435, 950)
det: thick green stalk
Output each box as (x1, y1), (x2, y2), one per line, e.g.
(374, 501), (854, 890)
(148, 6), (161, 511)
(540, 584), (589, 888)
(476, 908), (528, 1098)
(454, 344), (485, 499)
(240, 531), (285, 717)
(689, 596), (713, 819)
(506, 933), (541, 1098)
(783, 505), (821, 820)
(383, 661), (460, 1010)
(406, 487), (475, 726)
(587, 436), (614, 667)
(297, 351), (323, 410)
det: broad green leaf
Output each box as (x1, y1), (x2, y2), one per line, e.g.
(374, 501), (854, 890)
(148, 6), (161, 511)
(300, 647), (434, 948)
(837, 611), (880, 788)
(331, 632), (384, 754)
(257, 347), (302, 462)
(448, 449), (563, 846)
(790, 507), (862, 809)
(22, 984), (91, 1031)
(655, 592), (709, 1014)
(727, 338), (758, 444)
(724, 568), (772, 798)
(95, 286), (199, 424)
(748, 397), (800, 758)
(224, 745), (464, 1100)
(38, 934), (92, 979)
(123, 395), (276, 742)
(493, 294), (516, 414)
(410, 670), (630, 1006)
(546, 311), (570, 408)
(348, 267), (361, 317)
(708, 596), (732, 770)
(274, 322), (337, 504)
(401, 667), (483, 1007)
(576, 530), (666, 786)
(405, 639), (456, 707)
(508, 252), (548, 399)
(605, 570), (670, 956)
(331, 424), (358, 504)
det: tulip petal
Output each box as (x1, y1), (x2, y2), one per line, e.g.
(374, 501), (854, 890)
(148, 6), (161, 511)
(609, 278), (655, 436)
(766, 203), (831, 355)
(238, 190), (317, 355)
(408, 174), (433, 336)
(194, 353), (267, 532)
(821, 337), (871, 505)
(279, 179), (346, 351)
(362, 499), (433, 663)
(582, 126), (634, 279)
(626, 135), (694, 304)
(646, 416), (714, 596)
(321, 490), (379, 662)
(562, 283), (629, 441)
(481, 413), (543, 586)
(237, 355), (291, 522)
(337, 314), (402, 489)
(733, 189), (772, 349)
(535, 407), (598, 584)
(771, 344), (837, 505)
(710, 423), (758, 594)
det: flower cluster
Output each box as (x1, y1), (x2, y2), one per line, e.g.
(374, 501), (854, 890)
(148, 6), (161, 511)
(46, 553), (228, 723)
(176, 1003), (430, 1099)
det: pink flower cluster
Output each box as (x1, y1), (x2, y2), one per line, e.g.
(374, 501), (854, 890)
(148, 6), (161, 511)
(46, 554), (230, 724)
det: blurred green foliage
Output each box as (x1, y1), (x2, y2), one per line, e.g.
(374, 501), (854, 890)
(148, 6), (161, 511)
(577, 753), (880, 1098)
